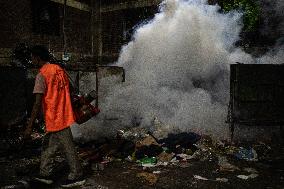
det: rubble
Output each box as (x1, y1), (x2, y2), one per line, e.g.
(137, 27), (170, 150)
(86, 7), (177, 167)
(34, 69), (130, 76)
(218, 156), (240, 172)
(158, 132), (200, 154)
(215, 178), (229, 182)
(152, 171), (161, 174)
(237, 174), (259, 180)
(1, 179), (30, 189)
(243, 167), (258, 174)
(135, 135), (159, 147)
(117, 127), (148, 142)
(234, 147), (258, 161)
(136, 172), (158, 185)
(157, 151), (174, 162)
(135, 144), (163, 160)
(193, 175), (209, 181)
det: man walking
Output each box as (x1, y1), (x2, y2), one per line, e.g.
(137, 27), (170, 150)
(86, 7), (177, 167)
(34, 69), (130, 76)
(24, 45), (85, 188)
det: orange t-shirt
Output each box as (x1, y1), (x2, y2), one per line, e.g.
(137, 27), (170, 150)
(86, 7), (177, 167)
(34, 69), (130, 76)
(34, 63), (75, 132)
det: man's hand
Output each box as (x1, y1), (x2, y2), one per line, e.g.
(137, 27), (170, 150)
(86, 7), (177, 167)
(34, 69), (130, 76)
(24, 93), (43, 139)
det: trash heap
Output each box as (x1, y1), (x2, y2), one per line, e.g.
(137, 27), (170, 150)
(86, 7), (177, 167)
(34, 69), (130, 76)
(115, 117), (206, 167)
(1, 117), (280, 188)
(77, 118), (282, 187)
(77, 119), (201, 169)
(77, 117), (270, 173)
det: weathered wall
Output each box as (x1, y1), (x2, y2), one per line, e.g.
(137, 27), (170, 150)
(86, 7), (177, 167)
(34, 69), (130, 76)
(0, 0), (92, 65)
(0, 0), (160, 66)
(100, 5), (158, 63)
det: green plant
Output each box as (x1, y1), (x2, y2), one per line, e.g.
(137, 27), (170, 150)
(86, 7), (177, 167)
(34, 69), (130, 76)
(220, 0), (260, 31)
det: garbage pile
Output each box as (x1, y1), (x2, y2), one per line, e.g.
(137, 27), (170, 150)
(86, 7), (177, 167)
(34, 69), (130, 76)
(1, 117), (281, 188)
(76, 125), (200, 169)
(72, 121), (282, 187)
(77, 117), (272, 173)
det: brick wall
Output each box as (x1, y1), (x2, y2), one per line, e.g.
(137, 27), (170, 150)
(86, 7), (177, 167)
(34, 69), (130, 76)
(0, 0), (92, 65)
(0, 0), (159, 66)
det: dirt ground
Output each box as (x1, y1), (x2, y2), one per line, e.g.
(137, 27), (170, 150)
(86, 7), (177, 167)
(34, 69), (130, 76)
(0, 138), (284, 189)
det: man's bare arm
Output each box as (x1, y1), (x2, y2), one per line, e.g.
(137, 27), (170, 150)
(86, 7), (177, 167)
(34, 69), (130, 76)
(24, 93), (43, 138)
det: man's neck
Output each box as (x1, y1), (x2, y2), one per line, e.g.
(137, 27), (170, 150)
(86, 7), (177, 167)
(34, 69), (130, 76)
(39, 60), (48, 67)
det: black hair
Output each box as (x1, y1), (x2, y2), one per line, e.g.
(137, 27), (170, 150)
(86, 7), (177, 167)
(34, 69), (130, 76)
(31, 45), (50, 61)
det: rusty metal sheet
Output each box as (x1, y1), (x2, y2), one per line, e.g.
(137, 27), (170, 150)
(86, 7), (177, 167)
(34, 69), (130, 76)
(230, 64), (284, 125)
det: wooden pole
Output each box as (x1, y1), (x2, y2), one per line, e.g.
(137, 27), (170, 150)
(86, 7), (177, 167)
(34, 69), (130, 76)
(63, 0), (67, 54)
(95, 64), (99, 108)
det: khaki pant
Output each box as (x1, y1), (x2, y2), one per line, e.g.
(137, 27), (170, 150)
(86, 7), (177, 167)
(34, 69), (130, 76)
(40, 127), (83, 180)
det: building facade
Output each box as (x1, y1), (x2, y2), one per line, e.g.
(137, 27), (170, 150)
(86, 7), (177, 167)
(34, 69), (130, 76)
(0, 0), (161, 66)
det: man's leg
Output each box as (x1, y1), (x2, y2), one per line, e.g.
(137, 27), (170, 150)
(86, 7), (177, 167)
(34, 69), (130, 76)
(35, 133), (60, 184)
(58, 127), (83, 180)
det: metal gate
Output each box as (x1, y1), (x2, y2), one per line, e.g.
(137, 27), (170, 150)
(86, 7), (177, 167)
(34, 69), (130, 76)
(228, 64), (284, 139)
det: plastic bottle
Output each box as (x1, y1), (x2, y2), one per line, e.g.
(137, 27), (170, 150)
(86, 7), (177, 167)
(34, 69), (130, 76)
(140, 157), (157, 165)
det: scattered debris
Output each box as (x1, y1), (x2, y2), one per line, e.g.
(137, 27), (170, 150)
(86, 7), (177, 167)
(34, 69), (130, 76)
(91, 163), (105, 171)
(176, 153), (192, 161)
(136, 172), (158, 185)
(243, 167), (258, 174)
(1, 179), (30, 189)
(218, 156), (240, 172)
(253, 142), (271, 160)
(178, 161), (191, 168)
(170, 157), (179, 163)
(194, 175), (229, 182)
(136, 135), (159, 147)
(157, 151), (174, 162)
(193, 175), (209, 181)
(156, 161), (169, 166)
(216, 178), (229, 182)
(138, 157), (157, 167)
(117, 127), (148, 142)
(237, 174), (259, 180)
(158, 132), (201, 154)
(152, 171), (161, 174)
(235, 147), (258, 161)
(2, 120), (281, 188)
(135, 144), (163, 160)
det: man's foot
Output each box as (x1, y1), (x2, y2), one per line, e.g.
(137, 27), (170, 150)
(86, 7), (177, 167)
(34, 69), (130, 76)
(60, 178), (86, 188)
(33, 176), (54, 185)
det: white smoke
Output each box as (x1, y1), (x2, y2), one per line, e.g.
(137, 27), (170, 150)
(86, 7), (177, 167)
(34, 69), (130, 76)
(73, 0), (282, 141)
(256, 46), (284, 64)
